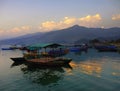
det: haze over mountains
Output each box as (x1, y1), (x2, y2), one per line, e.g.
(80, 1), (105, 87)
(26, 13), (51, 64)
(0, 25), (120, 45)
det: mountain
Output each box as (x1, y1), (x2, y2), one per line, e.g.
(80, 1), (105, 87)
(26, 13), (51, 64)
(0, 25), (120, 45)
(0, 32), (44, 45)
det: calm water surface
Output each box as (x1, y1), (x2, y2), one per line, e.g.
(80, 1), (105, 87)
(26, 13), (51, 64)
(0, 49), (120, 91)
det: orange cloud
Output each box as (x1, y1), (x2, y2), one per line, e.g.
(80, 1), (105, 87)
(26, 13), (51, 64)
(11, 27), (21, 33)
(41, 21), (58, 30)
(112, 14), (120, 20)
(21, 26), (30, 30)
(63, 17), (77, 24)
(0, 29), (4, 33)
(79, 14), (102, 27)
(10, 26), (31, 33)
(39, 14), (102, 31)
(0, 14), (102, 38)
(0, 26), (31, 38)
(40, 17), (77, 31)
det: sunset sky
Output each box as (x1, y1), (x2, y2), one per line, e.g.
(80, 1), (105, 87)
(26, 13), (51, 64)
(0, 0), (120, 39)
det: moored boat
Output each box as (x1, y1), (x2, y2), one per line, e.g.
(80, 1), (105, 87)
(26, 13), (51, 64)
(1, 48), (13, 50)
(10, 43), (72, 67)
(95, 45), (118, 52)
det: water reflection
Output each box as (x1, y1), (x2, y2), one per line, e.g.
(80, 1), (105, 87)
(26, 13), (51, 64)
(74, 52), (82, 55)
(79, 61), (102, 77)
(11, 62), (24, 68)
(20, 65), (64, 86)
(70, 61), (102, 77)
(12, 63), (72, 86)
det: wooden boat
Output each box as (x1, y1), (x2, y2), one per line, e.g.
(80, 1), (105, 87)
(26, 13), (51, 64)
(10, 57), (26, 62)
(10, 57), (72, 67)
(23, 43), (69, 58)
(26, 57), (72, 67)
(10, 43), (72, 67)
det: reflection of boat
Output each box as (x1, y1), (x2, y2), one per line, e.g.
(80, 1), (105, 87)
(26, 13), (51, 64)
(26, 57), (72, 67)
(11, 62), (24, 68)
(21, 65), (65, 85)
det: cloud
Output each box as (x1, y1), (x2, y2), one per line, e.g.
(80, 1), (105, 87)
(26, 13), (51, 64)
(9, 26), (31, 34)
(41, 21), (58, 30)
(39, 14), (102, 31)
(40, 17), (77, 31)
(10, 27), (21, 33)
(0, 29), (4, 33)
(112, 14), (120, 20)
(0, 26), (31, 38)
(0, 14), (102, 39)
(63, 17), (77, 24)
(21, 26), (30, 30)
(79, 14), (102, 27)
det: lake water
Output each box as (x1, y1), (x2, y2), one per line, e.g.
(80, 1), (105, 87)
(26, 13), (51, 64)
(0, 49), (120, 91)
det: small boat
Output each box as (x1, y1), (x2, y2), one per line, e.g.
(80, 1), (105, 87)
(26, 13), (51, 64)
(10, 57), (26, 62)
(69, 47), (80, 52)
(95, 45), (118, 52)
(69, 47), (88, 52)
(1, 48), (13, 50)
(26, 57), (72, 67)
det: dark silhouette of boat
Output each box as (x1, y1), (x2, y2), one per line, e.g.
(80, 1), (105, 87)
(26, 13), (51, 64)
(10, 57), (26, 62)
(1, 48), (13, 50)
(26, 57), (72, 67)
(95, 45), (118, 52)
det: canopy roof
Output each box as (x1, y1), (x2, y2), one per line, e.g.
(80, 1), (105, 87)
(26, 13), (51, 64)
(27, 43), (62, 50)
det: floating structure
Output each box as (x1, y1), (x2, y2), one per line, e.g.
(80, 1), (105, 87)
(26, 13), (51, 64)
(24, 43), (69, 58)
(11, 43), (72, 67)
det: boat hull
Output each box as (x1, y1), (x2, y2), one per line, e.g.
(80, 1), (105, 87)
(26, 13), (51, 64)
(10, 57), (26, 62)
(26, 58), (72, 67)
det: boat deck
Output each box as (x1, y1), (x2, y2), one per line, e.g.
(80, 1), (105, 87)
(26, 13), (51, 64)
(28, 57), (54, 63)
